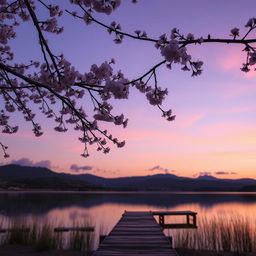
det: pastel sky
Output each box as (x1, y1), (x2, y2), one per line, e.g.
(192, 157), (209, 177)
(1, 0), (256, 179)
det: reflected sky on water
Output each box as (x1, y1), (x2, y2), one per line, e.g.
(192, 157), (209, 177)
(0, 191), (256, 243)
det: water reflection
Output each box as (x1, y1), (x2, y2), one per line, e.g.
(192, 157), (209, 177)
(0, 192), (256, 234)
(0, 192), (256, 216)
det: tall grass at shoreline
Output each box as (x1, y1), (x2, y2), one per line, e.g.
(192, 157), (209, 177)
(0, 217), (95, 252)
(68, 220), (94, 252)
(173, 215), (256, 253)
(2, 214), (255, 254)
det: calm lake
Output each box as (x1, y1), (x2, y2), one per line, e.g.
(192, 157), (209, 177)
(0, 191), (256, 249)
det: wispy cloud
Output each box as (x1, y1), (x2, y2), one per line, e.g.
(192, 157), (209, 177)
(193, 171), (237, 177)
(193, 172), (212, 177)
(95, 168), (120, 175)
(215, 171), (229, 175)
(215, 171), (237, 175)
(198, 171), (212, 176)
(175, 112), (205, 128)
(148, 165), (174, 174)
(70, 164), (93, 172)
(7, 158), (53, 169)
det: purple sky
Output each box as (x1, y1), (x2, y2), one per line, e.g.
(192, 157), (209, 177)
(2, 0), (256, 179)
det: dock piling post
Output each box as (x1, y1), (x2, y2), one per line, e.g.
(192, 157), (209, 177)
(186, 214), (190, 225)
(99, 235), (106, 244)
(193, 213), (197, 227)
(159, 214), (165, 227)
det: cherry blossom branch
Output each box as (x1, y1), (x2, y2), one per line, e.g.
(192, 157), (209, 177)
(126, 60), (166, 85)
(69, 3), (256, 79)
(2, 69), (39, 133)
(0, 63), (89, 126)
(69, 4), (256, 47)
(0, 0), (19, 13)
(23, 0), (61, 80)
(0, 142), (9, 158)
(1, 0), (256, 159)
(0, 62), (125, 156)
(66, 8), (156, 44)
(0, 85), (36, 89)
(180, 38), (256, 46)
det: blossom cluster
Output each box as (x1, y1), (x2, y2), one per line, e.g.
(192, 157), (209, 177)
(155, 30), (204, 76)
(0, 0), (132, 157)
(70, 0), (121, 15)
(229, 18), (256, 73)
(1, 0), (256, 159)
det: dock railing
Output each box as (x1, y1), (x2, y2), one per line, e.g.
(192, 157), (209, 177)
(152, 210), (197, 229)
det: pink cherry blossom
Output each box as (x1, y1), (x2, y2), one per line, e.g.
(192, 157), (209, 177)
(230, 27), (239, 37)
(0, 0), (255, 159)
(248, 52), (256, 65)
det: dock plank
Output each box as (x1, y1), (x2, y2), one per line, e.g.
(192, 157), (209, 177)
(93, 211), (178, 256)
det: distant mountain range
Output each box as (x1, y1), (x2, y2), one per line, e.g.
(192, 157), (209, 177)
(0, 164), (256, 191)
(0, 164), (99, 191)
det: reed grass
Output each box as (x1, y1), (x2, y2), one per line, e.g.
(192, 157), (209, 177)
(68, 220), (94, 251)
(173, 215), (256, 253)
(33, 222), (63, 251)
(0, 217), (95, 252)
(6, 218), (30, 245)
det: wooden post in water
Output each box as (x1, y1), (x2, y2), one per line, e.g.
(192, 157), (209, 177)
(186, 214), (190, 225)
(159, 214), (165, 226)
(193, 213), (197, 227)
(54, 227), (94, 232)
(99, 235), (106, 244)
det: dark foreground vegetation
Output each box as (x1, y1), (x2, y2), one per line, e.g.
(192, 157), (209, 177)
(173, 216), (256, 255)
(176, 248), (255, 256)
(0, 245), (93, 256)
(0, 219), (95, 254)
(0, 215), (255, 256)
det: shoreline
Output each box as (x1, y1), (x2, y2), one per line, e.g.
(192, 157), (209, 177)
(0, 245), (255, 256)
(0, 245), (93, 256)
(0, 189), (256, 194)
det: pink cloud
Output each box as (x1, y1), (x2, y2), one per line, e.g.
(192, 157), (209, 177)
(219, 49), (244, 71)
(218, 48), (256, 79)
(197, 121), (256, 148)
(203, 78), (256, 100)
(199, 122), (246, 136)
(220, 105), (256, 115)
(1, 131), (37, 139)
(119, 128), (193, 144)
(175, 112), (205, 128)
(214, 81), (255, 99)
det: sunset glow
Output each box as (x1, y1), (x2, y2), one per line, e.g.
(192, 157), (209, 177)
(1, 0), (256, 179)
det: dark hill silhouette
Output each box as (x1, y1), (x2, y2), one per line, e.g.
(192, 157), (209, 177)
(74, 173), (256, 191)
(0, 164), (100, 190)
(0, 164), (256, 191)
(0, 164), (59, 179)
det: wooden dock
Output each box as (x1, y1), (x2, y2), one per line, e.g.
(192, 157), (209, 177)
(93, 211), (178, 256)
